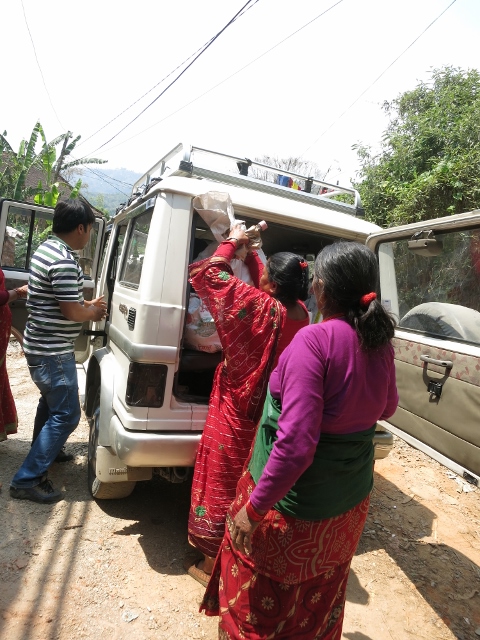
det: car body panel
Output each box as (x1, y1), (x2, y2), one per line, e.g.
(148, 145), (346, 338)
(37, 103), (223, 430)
(367, 210), (480, 485)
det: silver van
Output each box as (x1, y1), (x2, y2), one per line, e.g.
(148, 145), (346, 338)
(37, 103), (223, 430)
(1, 143), (478, 498)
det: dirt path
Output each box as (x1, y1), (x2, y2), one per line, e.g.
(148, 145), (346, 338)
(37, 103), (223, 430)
(1, 343), (480, 640)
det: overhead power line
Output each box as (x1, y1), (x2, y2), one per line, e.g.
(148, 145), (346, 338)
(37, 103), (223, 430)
(299, 0), (458, 158)
(20, 0), (65, 130)
(86, 0), (346, 158)
(79, 166), (131, 197)
(79, 0), (260, 159)
(77, 0), (259, 150)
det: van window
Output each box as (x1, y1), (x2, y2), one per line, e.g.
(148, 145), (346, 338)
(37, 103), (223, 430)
(1, 204), (99, 278)
(1, 206), (51, 270)
(379, 228), (480, 345)
(77, 226), (98, 278)
(119, 209), (152, 288)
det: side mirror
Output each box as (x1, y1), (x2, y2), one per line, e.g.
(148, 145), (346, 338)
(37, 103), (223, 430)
(407, 230), (443, 256)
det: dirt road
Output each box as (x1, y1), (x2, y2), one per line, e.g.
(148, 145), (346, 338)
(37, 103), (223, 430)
(1, 342), (480, 639)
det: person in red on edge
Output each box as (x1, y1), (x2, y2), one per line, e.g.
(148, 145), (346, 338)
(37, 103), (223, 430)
(0, 273), (27, 447)
(185, 223), (309, 586)
(201, 241), (398, 640)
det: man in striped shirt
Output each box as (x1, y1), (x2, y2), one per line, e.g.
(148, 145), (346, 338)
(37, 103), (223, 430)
(10, 199), (107, 504)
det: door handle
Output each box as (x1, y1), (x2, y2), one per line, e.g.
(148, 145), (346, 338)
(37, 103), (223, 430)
(420, 354), (453, 369)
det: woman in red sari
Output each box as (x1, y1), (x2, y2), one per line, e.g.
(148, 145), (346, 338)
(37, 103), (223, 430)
(186, 225), (309, 585)
(201, 242), (398, 639)
(0, 269), (27, 444)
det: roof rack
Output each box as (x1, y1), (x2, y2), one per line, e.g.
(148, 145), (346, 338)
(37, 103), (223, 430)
(130, 143), (365, 217)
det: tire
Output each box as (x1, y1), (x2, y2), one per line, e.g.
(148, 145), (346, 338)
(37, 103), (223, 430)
(87, 389), (136, 499)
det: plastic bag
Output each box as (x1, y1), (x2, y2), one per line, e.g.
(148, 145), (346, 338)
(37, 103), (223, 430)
(193, 192), (237, 244)
(193, 191), (252, 260)
(184, 294), (223, 353)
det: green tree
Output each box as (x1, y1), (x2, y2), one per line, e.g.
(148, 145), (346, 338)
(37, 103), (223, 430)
(33, 125), (106, 206)
(0, 122), (41, 200)
(354, 67), (480, 227)
(90, 193), (110, 218)
(0, 121), (106, 205)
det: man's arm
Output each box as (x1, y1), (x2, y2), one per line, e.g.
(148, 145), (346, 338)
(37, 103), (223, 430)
(59, 297), (106, 323)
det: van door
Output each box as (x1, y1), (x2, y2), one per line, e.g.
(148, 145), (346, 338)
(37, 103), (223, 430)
(367, 211), (480, 485)
(0, 198), (106, 362)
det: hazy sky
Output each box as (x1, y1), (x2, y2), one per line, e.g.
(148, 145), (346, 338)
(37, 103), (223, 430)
(2, 0), (479, 189)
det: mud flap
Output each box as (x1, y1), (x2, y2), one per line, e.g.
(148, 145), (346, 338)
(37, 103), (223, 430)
(96, 446), (152, 483)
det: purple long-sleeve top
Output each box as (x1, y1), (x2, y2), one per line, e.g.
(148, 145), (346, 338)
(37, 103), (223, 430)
(249, 318), (398, 513)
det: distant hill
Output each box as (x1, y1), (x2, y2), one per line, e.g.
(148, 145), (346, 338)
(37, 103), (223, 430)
(75, 167), (141, 195)
(72, 167), (142, 217)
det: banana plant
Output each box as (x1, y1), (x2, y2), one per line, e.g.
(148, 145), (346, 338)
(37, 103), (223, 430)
(0, 122), (41, 200)
(33, 125), (105, 205)
(1, 121), (105, 204)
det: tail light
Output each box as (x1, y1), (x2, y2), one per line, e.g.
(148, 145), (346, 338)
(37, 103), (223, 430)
(125, 363), (168, 407)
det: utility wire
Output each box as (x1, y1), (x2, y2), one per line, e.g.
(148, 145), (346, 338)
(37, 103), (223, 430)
(299, 0), (458, 158)
(77, 0), (259, 149)
(78, 165), (131, 196)
(20, 0), (65, 130)
(79, 0), (259, 158)
(86, 0), (345, 158)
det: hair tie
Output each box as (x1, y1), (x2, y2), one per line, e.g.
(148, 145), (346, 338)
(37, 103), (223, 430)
(360, 292), (377, 306)
(298, 260), (308, 270)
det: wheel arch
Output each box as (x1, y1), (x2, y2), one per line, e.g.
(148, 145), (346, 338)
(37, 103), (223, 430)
(85, 347), (116, 447)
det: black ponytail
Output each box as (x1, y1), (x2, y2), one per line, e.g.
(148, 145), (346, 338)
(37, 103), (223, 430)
(267, 252), (309, 304)
(314, 242), (396, 350)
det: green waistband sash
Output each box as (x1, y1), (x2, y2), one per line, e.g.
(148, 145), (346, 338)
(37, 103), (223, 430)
(249, 389), (376, 521)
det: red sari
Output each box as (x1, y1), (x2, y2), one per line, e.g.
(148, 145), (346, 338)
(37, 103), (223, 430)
(187, 247), (285, 558)
(0, 269), (17, 441)
(202, 470), (370, 639)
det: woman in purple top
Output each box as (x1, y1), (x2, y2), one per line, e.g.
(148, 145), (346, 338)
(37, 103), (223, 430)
(200, 242), (398, 640)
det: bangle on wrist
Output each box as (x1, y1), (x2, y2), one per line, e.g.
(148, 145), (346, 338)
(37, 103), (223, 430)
(225, 237), (239, 246)
(245, 499), (266, 522)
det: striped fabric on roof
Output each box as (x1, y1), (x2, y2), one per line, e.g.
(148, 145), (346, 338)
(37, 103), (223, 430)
(23, 237), (84, 357)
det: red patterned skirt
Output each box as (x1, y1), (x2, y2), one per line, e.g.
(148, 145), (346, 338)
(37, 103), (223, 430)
(188, 366), (259, 558)
(201, 470), (370, 639)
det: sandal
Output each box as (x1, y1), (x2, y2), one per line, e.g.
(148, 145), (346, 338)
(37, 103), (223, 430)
(183, 556), (211, 587)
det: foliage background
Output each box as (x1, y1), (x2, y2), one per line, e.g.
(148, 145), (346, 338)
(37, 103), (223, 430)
(354, 67), (480, 227)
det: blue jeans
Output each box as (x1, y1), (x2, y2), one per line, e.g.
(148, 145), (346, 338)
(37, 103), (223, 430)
(11, 352), (81, 488)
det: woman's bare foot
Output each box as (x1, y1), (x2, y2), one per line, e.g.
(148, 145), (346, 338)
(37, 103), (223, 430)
(197, 554), (215, 575)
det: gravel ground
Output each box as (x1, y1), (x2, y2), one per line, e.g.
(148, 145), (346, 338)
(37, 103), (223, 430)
(1, 342), (480, 639)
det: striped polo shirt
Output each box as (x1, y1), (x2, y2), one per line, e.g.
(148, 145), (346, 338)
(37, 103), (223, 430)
(23, 236), (84, 357)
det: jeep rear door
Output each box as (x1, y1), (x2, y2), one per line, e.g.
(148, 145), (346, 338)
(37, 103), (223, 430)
(0, 199), (106, 362)
(367, 211), (480, 485)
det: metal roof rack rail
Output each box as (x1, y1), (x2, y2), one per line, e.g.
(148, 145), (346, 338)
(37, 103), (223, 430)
(131, 143), (365, 217)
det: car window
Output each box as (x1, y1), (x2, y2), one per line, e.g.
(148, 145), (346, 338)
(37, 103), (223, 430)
(77, 224), (98, 278)
(1, 203), (100, 279)
(119, 209), (152, 289)
(1, 205), (52, 270)
(379, 228), (480, 345)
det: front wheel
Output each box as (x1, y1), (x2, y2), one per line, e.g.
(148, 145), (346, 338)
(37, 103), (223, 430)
(87, 389), (136, 499)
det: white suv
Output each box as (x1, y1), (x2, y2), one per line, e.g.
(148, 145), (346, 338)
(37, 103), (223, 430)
(2, 143), (479, 499)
